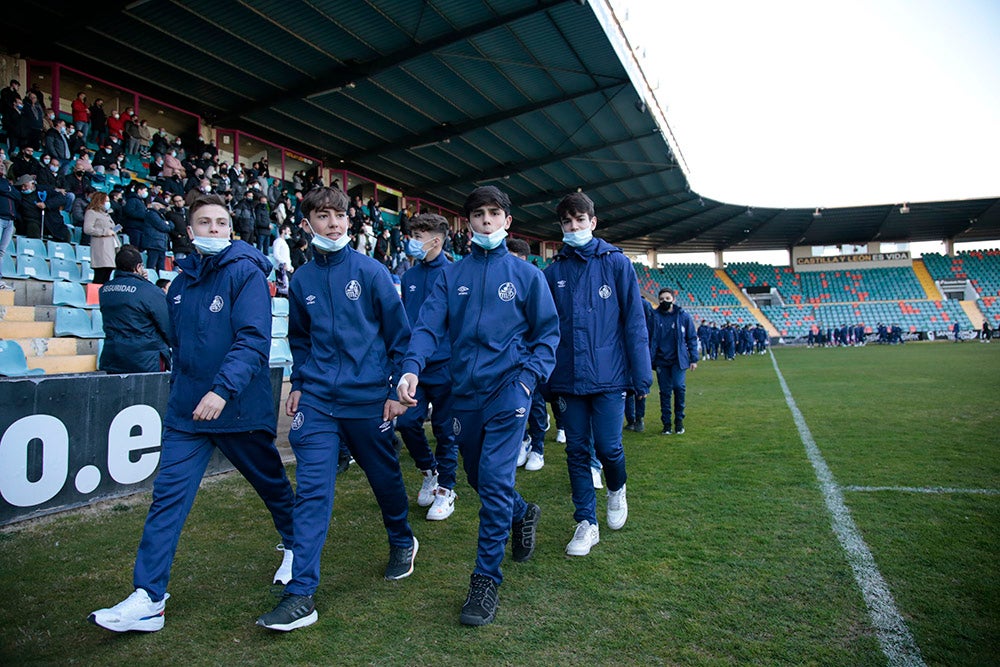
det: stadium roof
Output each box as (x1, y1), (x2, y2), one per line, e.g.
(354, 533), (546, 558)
(9, 0), (1000, 252)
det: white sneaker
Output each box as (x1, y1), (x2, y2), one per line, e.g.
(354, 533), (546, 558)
(89, 589), (169, 632)
(565, 520), (600, 556)
(516, 437), (530, 467)
(273, 543), (293, 584)
(417, 469), (438, 507)
(525, 451), (545, 471)
(607, 484), (628, 530)
(426, 487), (456, 521)
(591, 466), (603, 489)
(555, 429), (566, 444)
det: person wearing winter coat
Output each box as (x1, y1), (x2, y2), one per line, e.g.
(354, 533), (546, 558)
(82, 192), (120, 283)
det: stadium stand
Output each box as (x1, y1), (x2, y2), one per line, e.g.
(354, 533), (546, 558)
(922, 250), (1000, 298)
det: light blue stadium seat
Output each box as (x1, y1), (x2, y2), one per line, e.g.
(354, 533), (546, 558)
(18, 255), (54, 280)
(16, 237), (48, 258)
(2, 253), (26, 279)
(271, 298), (289, 317)
(269, 338), (292, 365)
(54, 307), (95, 337)
(69, 226), (83, 244)
(0, 341), (45, 377)
(158, 270), (178, 283)
(49, 259), (82, 282)
(91, 309), (105, 338)
(272, 316), (288, 338)
(79, 260), (94, 283)
(52, 281), (97, 309)
(47, 241), (75, 261)
(145, 268), (159, 283)
(75, 245), (91, 262)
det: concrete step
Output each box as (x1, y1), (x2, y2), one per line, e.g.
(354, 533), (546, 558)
(10, 337), (100, 357)
(25, 354), (98, 374)
(0, 290), (13, 306)
(0, 320), (55, 338)
(0, 305), (38, 322)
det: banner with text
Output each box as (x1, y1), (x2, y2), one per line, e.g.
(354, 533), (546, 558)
(792, 250), (912, 272)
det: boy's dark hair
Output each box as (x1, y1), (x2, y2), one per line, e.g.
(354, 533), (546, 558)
(188, 194), (230, 222)
(408, 213), (450, 236)
(279, 223), (293, 233)
(115, 245), (143, 272)
(658, 287), (676, 298)
(556, 191), (595, 221)
(506, 238), (530, 257)
(302, 186), (349, 218)
(463, 185), (511, 217)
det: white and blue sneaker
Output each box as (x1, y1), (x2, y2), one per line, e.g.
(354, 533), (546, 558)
(89, 588), (169, 632)
(607, 484), (628, 530)
(516, 437), (530, 467)
(417, 469), (438, 507)
(566, 520), (600, 556)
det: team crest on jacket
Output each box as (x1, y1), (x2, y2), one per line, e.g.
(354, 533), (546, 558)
(291, 412), (304, 430)
(557, 396), (567, 413)
(452, 417), (461, 436)
(345, 280), (361, 300)
(498, 282), (516, 302)
(598, 284), (612, 299)
(209, 295), (224, 312)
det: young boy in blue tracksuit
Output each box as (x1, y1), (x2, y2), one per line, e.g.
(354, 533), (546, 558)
(397, 212), (459, 520)
(543, 192), (651, 557)
(398, 186), (559, 626)
(257, 187), (417, 632)
(649, 287), (699, 435)
(90, 195), (295, 633)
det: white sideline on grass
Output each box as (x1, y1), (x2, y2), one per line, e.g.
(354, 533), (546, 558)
(844, 486), (1000, 496)
(769, 351), (925, 667)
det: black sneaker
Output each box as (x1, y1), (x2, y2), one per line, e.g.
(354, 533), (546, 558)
(635, 419), (645, 433)
(460, 573), (499, 626)
(511, 502), (540, 562)
(384, 536), (418, 580)
(675, 422), (685, 435)
(623, 421), (635, 432)
(336, 452), (351, 475)
(661, 428), (672, 435)
(256, 593), (317, 631)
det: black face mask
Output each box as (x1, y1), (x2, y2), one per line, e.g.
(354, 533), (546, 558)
(658, 300), (673, 313)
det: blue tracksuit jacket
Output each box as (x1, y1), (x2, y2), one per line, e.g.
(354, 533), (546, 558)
(543, 237), (651, 396)
(288, 244), (410, 417)
(402, 241), (559, 408)
(164, 241), (276, 434)
(400, 250), (451, 386)
(648, 304), (699, 370)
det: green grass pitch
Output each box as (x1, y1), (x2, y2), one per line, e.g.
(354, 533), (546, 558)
(1, 342), (997, 665)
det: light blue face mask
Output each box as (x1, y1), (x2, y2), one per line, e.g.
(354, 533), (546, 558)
(307, 221), (351, 253)
(562, 229), (594, 248)
(192, 236), (231, 255)
(406, 237), (428, 260)
(471, 228), (508, 250)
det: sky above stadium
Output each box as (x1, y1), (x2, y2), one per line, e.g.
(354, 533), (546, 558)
(612, 0), (1000, 210)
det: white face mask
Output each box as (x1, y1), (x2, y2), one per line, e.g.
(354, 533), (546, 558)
(307, 221), (350, 253)
(562, 229), (593, 247)
(192, 236), (231, 255)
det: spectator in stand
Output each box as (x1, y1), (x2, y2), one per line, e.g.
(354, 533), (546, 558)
(0, 160), (17, 290)
(106, 109), (126, 140)
(374, 227), (391, 267)
(142, 200), (173, 272)
(89, 98), (107, 146)
(69, 128), (88, 157)
(36, 157), (61, 189)
(184, 177), (212, 207)
(254, 194), (271, 254)
(368, 198), (384, 233)
(123, 183), (151, 249)
(10, 146), (40, 180)
(70, 186), (94, 245)
(28, 83), (46, 113)
(83, 192), (121, 283)
(165, 195), (192, 259)
(232, 190), (255, 245)
(20, 91), (44, 150)
(149, 154), (164, 179)
(151, 127), (169, 157)
(161, 146), (184, 180)
(17, 174), (67, 240)
(1, 82), (23, 151)
(289, 234), (309, 270)
(71, 92), (90, 139)
(45, 119), (72, 176)
(272, 223), (294, 275)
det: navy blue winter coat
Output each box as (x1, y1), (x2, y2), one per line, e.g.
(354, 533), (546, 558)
(164, 241), (276, 434)
(400, 250), (451, 385)
(543, 237), (651, 395)
(288, 244), (411, 418)
(402, 240), (559, 408)
(140, 208), (172, 252)
(648, 304), (699, 370)
(98, 270), (171, 373)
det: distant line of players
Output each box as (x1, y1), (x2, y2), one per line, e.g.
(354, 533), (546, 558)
(695, 321), (770, 360)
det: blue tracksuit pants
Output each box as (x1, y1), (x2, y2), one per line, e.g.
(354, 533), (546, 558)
(395, 380), (459, 489)
(560, 392), (627, 525)
(525, 389), (547, 455)
(656, 364), (687, 429)
(625, 392), (645, 423)
(452, 380), (531, 584)
(285, 405), (413, 596)
(133, 427), (295, 602)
